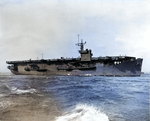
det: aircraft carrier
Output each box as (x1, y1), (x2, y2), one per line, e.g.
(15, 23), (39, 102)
(6, 36), (143, 76)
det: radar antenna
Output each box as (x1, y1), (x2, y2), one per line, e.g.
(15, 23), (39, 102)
(42, 53), (43, 59)
(76, 34), (86, 51)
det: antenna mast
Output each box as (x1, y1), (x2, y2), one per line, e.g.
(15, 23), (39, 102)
(42, 53), (43, 59)
(78, 34), (79, 43)
(76, 35), (86, 52)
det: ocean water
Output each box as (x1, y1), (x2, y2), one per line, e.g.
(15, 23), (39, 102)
(0, 74), (149, 121)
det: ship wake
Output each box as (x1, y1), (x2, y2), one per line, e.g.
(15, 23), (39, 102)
(56, 104), (109, 121)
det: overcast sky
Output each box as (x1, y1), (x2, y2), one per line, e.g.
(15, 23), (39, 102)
(0, 0), (150, 72)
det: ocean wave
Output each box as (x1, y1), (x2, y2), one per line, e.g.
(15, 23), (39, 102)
(56, 104), (109, 121)
(0, 94), (6, 97)
(11, 87), (37, 94)
(0, 101), (13, 110)
(0, 84), (10, 91)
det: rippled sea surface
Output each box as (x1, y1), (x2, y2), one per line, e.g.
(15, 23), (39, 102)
(0, 74), (149, 121)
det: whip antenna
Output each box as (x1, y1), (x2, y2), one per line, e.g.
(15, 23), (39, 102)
(78, 34), (79, 43)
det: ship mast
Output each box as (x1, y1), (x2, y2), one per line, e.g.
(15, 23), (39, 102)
(76, 35), (92, 61)
(76, 34), (86, 52)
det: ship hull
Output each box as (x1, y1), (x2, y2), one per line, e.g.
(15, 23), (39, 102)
(6, 37), (143, 77)
(8, 58), (143, 77)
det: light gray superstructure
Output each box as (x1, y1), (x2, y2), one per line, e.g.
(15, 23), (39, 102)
(6, 37), (143, 76)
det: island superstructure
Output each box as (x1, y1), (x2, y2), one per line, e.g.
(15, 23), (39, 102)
(6, 37), (143, 76)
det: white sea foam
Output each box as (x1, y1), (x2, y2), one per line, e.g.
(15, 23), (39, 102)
(56, 104), (109, 121)
(0, 94), (5, 97)
(11, 87), (36, 94)
(0, 101), (12, 109)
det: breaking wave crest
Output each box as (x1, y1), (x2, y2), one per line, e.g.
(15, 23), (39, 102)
(56, 104), (109, 121)
(11, 87), (36, 94)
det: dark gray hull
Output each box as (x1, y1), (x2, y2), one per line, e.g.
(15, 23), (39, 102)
(6, 37), (143, 76)
(66, 58), (143, 76)
(7, 58), (143, 76)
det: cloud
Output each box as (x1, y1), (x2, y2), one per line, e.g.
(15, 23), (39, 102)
(0, 0), (150, 72)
